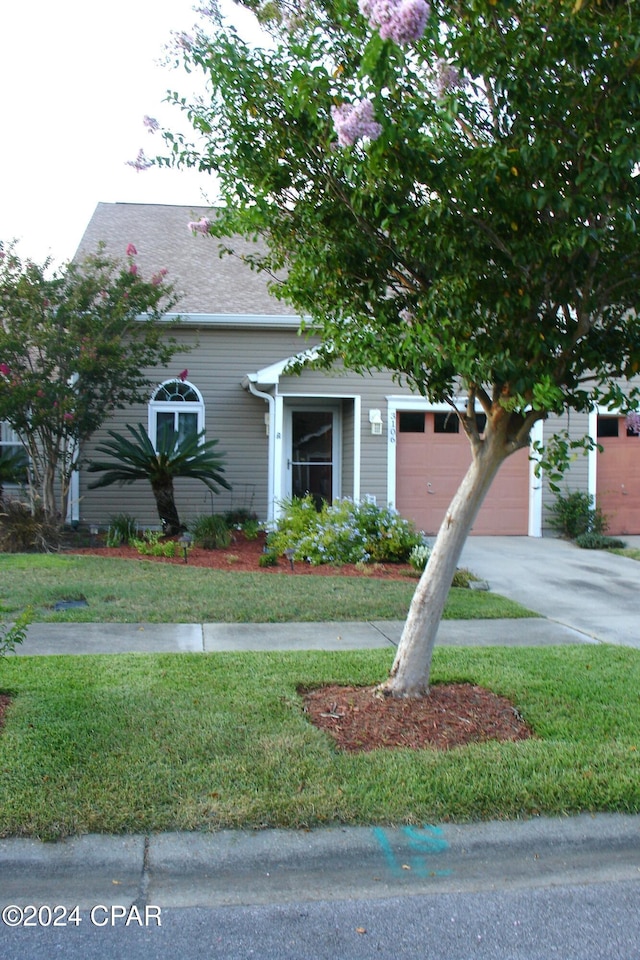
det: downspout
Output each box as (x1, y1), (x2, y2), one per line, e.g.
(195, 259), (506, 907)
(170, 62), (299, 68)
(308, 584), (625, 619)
(245, 377), (276, 524)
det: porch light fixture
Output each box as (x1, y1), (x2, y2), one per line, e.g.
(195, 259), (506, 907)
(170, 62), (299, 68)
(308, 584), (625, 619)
(369, 409), (383, 435)
(89, 524), (99, 546)
(179, 532), (192, 564)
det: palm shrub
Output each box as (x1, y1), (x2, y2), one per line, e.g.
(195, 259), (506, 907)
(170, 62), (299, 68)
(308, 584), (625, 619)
(86, 424), (231, 536)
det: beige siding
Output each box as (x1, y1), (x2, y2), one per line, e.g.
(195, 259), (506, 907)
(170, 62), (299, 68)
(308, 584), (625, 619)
(80, 327), (308, 528)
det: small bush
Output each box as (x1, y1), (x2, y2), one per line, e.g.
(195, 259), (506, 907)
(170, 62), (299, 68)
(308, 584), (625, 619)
(189, 514), (232, 550)
(547, 490), (608, 540)
(267, 496), (423, 566)
(131, 531), (178, 558)
(451, 568), (479, 589)
(0, 607), (32, 660)
(0, 499), (59, 552)
(240, 518), (262, 540)
(258, 550), (279, 567)
(575, 531), (626, 550)
(106, 513), (138, 547)
(409, 543), (431, 571)
(223, 508), (257, 527)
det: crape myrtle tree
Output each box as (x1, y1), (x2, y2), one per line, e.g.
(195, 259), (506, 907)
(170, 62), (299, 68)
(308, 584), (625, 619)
(0, 243), (180, 526)
(160, 0), (640, 696)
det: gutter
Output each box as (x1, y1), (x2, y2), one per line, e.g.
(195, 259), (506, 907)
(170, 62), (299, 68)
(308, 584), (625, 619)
(242, 375), (276, 524)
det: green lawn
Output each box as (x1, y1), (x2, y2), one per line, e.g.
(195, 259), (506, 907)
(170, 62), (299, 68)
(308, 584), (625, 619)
(612, 547), (640, 562)
(1, 646), (639, 839)
(0, 554), (535, 623)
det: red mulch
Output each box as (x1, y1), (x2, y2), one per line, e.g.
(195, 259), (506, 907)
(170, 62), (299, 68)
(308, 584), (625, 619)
(302, 683), (534, 752)
(62, 532), (532, 752)
(68, 530), (417, 580)
(0, 694), (10, 732)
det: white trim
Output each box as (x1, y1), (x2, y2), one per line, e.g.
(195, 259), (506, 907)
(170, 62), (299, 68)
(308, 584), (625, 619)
(588, 407), (600, 502)
(385, 395), (542, 536)
(273, 395), (286, 516)
(147, 378), (204, 447)
(353, 395), (362, 502)
(528, 420), (544, 537)
(160, 313), (305, 329)
(244, 348), (321, 390)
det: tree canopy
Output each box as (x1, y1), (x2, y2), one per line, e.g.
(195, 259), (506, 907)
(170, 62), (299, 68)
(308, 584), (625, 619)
(0, 243), (180, 523)
(161, 0), (640, 694)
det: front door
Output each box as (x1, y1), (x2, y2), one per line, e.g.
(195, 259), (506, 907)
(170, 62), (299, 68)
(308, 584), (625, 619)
(286, 407), (339, 508)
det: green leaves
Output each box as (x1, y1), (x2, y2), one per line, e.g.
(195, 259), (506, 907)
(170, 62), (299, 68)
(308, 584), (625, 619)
(86, 423), (231, 535)
(0, 242), (180, 521)
(164, 0), (640, 428)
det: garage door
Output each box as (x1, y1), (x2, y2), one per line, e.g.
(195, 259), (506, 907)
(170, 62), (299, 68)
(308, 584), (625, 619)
(395, 411), (530, 536)
(596, 415), (640, 535)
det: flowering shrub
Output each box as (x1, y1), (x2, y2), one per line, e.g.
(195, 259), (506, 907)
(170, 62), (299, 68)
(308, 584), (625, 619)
(267, 496), (423, 565)
(408, 542), (431, 571)
(358, 0), (430, 46)
(331, 99), (382, 147)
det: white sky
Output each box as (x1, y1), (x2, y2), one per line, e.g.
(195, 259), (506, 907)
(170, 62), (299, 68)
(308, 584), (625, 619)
(0, 0), (262, 266)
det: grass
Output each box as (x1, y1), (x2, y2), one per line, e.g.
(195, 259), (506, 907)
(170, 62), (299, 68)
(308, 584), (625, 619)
(0, 554), (535, 623)
(0, 645), (639, 839)
(612, 547), (640, 562)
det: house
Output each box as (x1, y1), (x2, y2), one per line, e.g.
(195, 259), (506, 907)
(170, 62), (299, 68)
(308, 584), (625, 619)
(56, 202), (640, 536)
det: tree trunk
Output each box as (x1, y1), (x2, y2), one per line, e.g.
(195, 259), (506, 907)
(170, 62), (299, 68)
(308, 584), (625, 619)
(380, 431), (513, 699)
(152, 481), (182, 536)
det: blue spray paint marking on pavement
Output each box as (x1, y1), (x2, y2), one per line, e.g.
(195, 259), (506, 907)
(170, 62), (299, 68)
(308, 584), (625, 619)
(372, 824), (451, 879)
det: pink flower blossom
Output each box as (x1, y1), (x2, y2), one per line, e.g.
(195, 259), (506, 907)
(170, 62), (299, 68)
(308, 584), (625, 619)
(63, 412), (75, 422)
(435, 59), (463, 97)
(626, 412), (640, 435)
(125, 149), (153, 173)
(187, 218), (211, 234)
(331, 99), (383, 147)
(0, 363), (10, 377)
(152, 268), (168, 286)
(126, 243), (137, 257)
(143, 115), (160, 133)
(129, 264), (138, 275)
(358, 0), (429, 45)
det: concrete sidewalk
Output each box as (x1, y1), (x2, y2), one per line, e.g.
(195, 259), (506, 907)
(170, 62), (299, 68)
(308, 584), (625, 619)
(18, 616), (596, 656)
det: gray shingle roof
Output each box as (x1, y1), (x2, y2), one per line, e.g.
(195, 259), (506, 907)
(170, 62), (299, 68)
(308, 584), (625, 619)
(73, 202), (298, 317)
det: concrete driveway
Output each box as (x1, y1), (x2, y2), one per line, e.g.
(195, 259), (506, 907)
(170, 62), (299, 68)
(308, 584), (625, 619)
(460, 536), (640, 648)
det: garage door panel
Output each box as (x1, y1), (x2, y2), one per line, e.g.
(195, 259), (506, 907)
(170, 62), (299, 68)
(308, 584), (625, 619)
(396, 413), (529, 536)
(596, 418), (640, 535)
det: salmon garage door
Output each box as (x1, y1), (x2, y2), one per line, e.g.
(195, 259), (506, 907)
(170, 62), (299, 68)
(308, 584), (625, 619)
(396, 411), (530, 536)
(596, 415), (640, 535)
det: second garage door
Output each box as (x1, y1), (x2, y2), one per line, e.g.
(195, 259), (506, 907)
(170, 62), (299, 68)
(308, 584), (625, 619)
(395, 411), (530, 536)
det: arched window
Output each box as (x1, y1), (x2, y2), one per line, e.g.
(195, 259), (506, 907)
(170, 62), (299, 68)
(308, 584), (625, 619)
(148, 379), (204, 448)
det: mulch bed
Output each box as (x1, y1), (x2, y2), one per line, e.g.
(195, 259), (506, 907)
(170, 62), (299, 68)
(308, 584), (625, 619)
(46, 534), (533, 752)
(66, 531), (418, 580)
(302, 683), (534, 752)
(0, 694), (11, 732)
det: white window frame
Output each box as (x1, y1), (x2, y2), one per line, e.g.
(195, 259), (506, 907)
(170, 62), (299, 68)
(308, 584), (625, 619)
(147, 379), (205, 449)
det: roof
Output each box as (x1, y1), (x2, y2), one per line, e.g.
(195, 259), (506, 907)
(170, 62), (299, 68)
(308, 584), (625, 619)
(73, 202), (300, 319)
